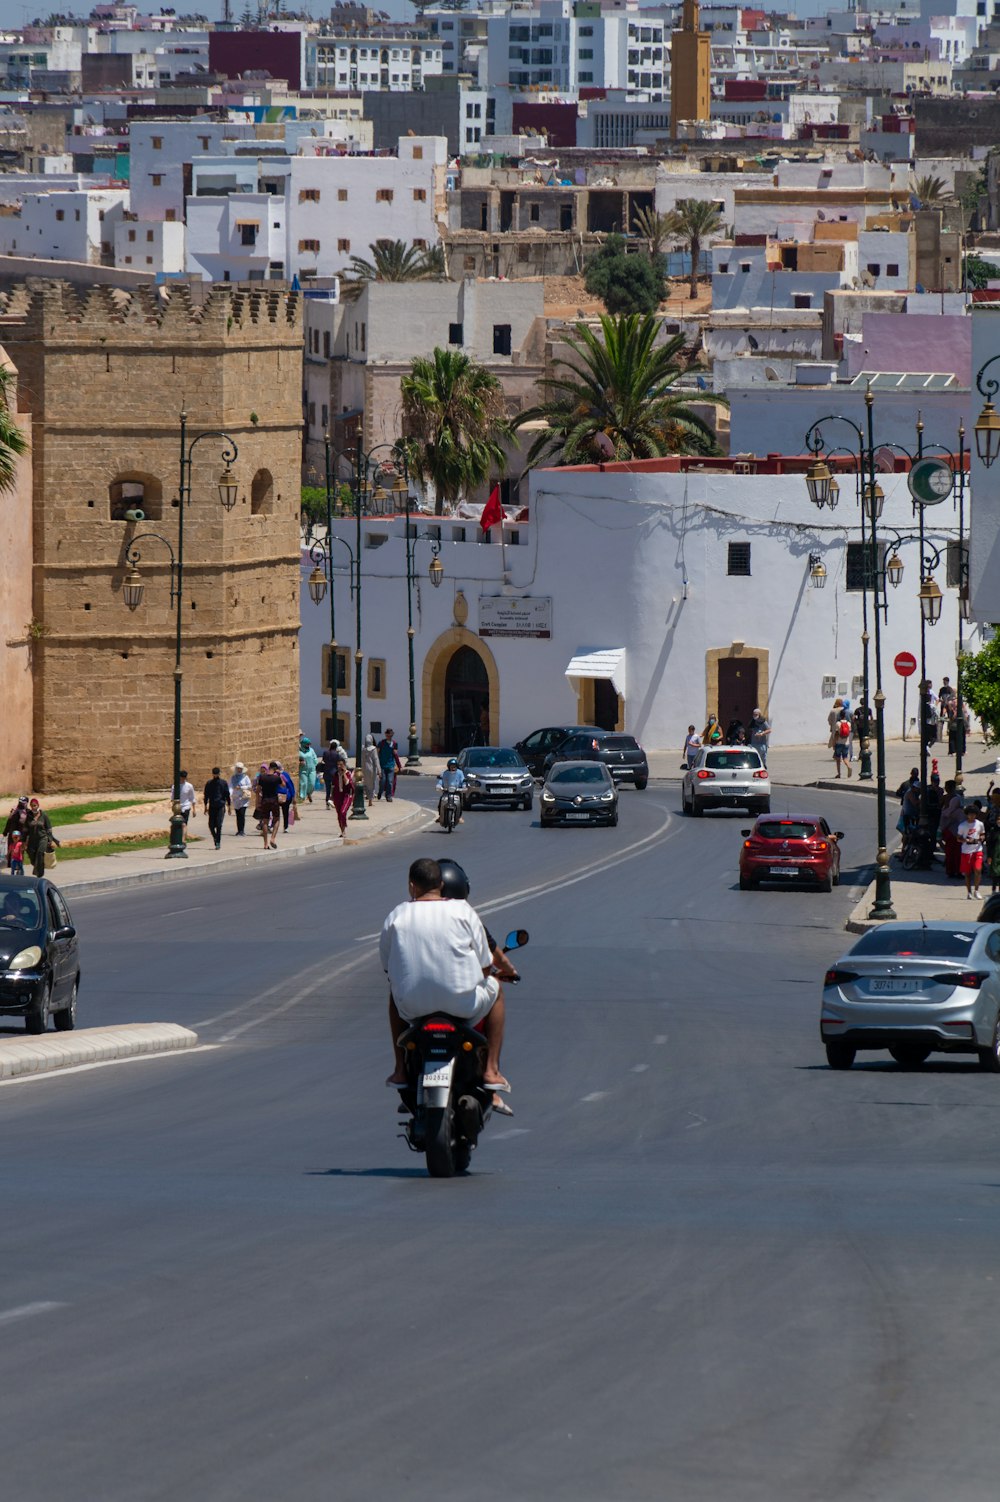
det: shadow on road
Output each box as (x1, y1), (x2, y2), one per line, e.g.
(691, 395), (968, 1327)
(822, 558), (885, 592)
(306, 1167), (430, 1179)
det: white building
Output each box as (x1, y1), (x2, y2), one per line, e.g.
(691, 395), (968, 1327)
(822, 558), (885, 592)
(305, 29), (443, 90)
(113, 215), (186, 274)
(969, 306), (1000, 620)
(299, 458), (973, 754)
(130, 119), (254, 223)
(0, 186), (128, 263)
(485, 0), (670, 99)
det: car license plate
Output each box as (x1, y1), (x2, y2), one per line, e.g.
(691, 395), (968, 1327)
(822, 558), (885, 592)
(489, 786), (508, 793)
(769, 866), (798, 875)
(867, 979), (914, 994)
(565, 812), (590, 820)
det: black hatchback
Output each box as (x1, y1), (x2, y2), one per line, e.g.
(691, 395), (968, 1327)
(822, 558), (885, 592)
(0, 876), (80, 1034)
(542, 731), (649, 789)
(514, 725), (603, 779)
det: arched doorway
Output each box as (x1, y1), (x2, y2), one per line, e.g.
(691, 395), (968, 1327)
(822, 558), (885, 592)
(445, 643), (489, 752)
(422, 627), (500, 753)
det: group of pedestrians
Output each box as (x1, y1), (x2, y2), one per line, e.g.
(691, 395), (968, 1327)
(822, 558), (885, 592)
(684, 708), (771, 768)
(2, 795), (60, 878)
(893, 765), (1000, 900)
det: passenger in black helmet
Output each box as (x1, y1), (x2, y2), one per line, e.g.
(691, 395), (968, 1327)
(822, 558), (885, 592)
(380, 856), (516, 1105)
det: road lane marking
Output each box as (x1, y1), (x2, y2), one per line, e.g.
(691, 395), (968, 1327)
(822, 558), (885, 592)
(685, 1113), (707, 1129)
(630, 1063), (649, 1073)
(490, 1127), (530, 1140)
(0, 1302), (64, 1326)
(195, 803), (678, 1037)
(581, 1091), (609, 1102)
(653, 1035), (667, 1045)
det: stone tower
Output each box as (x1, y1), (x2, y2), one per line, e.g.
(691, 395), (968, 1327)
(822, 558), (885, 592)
(670, 0), (711, 137)
(0, 279), (303, 792)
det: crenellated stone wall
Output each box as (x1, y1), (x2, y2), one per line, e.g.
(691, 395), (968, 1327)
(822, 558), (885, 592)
(0, 278), (303, 792)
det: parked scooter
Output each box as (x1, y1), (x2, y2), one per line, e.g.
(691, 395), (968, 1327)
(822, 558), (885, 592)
(395, 929), (528, 1177)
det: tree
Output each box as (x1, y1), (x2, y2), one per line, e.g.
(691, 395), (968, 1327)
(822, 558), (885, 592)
(960, 636), (1000, 744)
(631, 205), (673, 260)
(516, 312), (726, 468)
(910, 173), (949, 207)
(665, 198), (725, 300)
(584, 234), (664, 316)
(0, 367), (27, 498)
(340, 239), (447, 302)
(965, 254), (1000, 290)
(400, 348), (513, 514)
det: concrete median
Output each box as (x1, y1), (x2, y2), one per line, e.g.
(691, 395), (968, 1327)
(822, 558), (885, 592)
(0, 1023), (199, 1082)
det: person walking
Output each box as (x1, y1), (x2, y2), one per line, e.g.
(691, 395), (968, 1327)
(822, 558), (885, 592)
(748, 707), (771, 767)
(331, 750), (355, 836)
(957, 804), (986, 900)
(25, 798), (59, 878)
(3, 795), (32, 868)
(682, 724), (702, 769)
(298, 736), (319, 805)
(832, 709), (852, 779)
(203, 766), (231, 850)
(320, 740), (341, 810)
(939, 779), (964, 878)
(8, 830), (25, 875)
(229, 762), (252, 836)
(175, 771), (197, 839)
(254, 761), (282, 849)
(702, 714), (723, 746)
(827, 698), (845, 759)
(363, 734), (379, 806)
(275, 761), (296, 831)
(377, 730), (401, 802)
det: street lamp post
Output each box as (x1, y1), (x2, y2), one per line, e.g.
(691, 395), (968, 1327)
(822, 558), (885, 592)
(305, 431), (348, 745)
(955, 423), (968, 787)
(804, 390), (895, 919)
(120, 411), (238, 858)
(403, 482), (444, 768)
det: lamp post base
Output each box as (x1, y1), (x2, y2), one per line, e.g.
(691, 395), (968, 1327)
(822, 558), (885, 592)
(859, 739), (873, 780)
(350, 781), (369, 819)
(165, 804), (188, 859)
(867, 847), (896, 921)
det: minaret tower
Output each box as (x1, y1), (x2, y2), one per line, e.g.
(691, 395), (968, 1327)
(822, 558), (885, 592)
(670, 0), (711, 137)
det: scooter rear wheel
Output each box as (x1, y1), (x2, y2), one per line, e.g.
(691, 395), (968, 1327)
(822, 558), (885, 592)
(425, 1105), (457, 1177)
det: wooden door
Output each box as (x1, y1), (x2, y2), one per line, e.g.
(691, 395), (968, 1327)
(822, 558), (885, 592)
(717, 657), (758, 731)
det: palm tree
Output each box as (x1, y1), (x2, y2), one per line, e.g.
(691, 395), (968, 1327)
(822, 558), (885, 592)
(0, 366), (27, 496)
(631, 204), (672, 260)
(665, 198), (725, 299)
(400, 348), (514, 514)
(340, 239), (446, 301)
(516, 312), (726, 467)
(911, 173), (949, 208)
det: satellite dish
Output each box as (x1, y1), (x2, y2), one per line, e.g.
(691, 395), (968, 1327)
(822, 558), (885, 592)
(862, 269), (876, 286)
(817, 209), (826, 220)
(765, 366), (779, 380)
(593, 431), (615, 459)
(747, 333), (759, 350)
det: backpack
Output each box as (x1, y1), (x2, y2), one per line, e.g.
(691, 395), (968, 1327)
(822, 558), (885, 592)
(838, 719), (851, 739)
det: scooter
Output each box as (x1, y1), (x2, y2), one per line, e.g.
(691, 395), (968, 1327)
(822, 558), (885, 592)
(439, 788), (463, 833)
(395, 929), (528, 1177)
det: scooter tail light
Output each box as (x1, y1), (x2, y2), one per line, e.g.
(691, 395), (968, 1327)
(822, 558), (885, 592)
(423, 1021), (456, 1032)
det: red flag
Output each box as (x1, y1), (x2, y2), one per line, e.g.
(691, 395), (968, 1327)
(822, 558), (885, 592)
(480, 485), (504, 537)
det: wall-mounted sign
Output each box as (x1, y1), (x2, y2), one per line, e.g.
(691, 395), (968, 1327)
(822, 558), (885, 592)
(479, 596), (552, 638)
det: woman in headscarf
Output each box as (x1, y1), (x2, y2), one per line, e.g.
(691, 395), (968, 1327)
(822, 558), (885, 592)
(363, 734), (379, 807)
(332, 749), (355, 836)
(701, 714), (723, 746)
(298, 736), (319, 804)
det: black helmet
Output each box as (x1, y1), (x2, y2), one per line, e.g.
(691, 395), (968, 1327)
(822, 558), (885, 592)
(437, 857), (470, 901)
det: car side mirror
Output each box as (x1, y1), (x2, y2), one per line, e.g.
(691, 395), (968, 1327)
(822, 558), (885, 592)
(740, 829), (751, 837)
(835, 832), (845, 840)
(53, 925), (76, 941)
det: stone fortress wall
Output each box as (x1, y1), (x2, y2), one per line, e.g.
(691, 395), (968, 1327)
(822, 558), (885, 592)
(0, 279), (303, 792)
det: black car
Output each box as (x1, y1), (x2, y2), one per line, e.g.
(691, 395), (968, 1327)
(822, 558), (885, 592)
(542, 731), (649, 789)
(0, 876), (79, 1034)
(540, 761), (619, 827)
(514, 725), (603, 779)
(981, 894), (1000, 924)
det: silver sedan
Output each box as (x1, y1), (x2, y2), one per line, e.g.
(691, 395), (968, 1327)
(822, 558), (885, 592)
(820, 921), (1000, 1070)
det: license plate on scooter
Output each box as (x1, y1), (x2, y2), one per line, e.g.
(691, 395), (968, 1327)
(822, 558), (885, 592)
(423, 1061), (454, 1087)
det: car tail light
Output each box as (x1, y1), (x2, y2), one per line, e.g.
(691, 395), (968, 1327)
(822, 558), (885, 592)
(752, 769), (768, 780)
(743, 839), (752, 849)
(933, 972), (988, 990)
(423, 1021), (456, 1032)
(697, 769), (715, 780)
(824, 968), (858, 986)
(813, 841), (828, 852)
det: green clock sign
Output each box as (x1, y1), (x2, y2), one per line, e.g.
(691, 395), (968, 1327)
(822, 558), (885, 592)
(907, 457), (954, 506)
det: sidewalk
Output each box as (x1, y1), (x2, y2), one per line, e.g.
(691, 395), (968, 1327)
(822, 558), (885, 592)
(847, 858), (991, 933)
(48, 792), (431, 896)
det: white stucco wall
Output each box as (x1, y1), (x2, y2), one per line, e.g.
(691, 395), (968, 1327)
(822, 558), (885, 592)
(299, 467), (975, 755)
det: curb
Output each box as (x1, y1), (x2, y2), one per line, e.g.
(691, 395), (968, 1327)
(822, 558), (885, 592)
(0, 1023), (198, 1081)
(54, 803), (430, 897)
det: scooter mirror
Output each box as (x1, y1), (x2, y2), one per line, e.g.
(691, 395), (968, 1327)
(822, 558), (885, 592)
(504, 929), (530, 951)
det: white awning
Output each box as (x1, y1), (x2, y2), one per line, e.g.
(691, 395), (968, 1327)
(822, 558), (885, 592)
(565, 647), (626, 697)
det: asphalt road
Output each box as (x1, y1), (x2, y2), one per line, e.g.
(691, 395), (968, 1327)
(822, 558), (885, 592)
(2, 780), (999, 1501)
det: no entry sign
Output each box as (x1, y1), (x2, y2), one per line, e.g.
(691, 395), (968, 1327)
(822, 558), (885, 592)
(894, 651), (917, 677)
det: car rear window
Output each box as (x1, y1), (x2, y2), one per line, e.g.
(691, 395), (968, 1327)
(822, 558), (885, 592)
(705, 751), (762, 770)
(551, 766), (609, 785)
(756, 822), (818, 840)
(600, 735), (640, 751)
(851, 927), (976, 957)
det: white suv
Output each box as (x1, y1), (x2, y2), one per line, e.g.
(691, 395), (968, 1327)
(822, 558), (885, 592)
(682, 746), (771, 817)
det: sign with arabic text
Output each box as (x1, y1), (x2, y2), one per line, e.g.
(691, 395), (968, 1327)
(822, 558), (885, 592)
(479, 596), (552, 638)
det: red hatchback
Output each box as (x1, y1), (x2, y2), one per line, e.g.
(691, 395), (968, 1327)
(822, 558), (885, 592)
(739, 814), (843, 892)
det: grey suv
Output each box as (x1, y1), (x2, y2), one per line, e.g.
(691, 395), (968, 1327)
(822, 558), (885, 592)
(682, 746), (770, 816)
